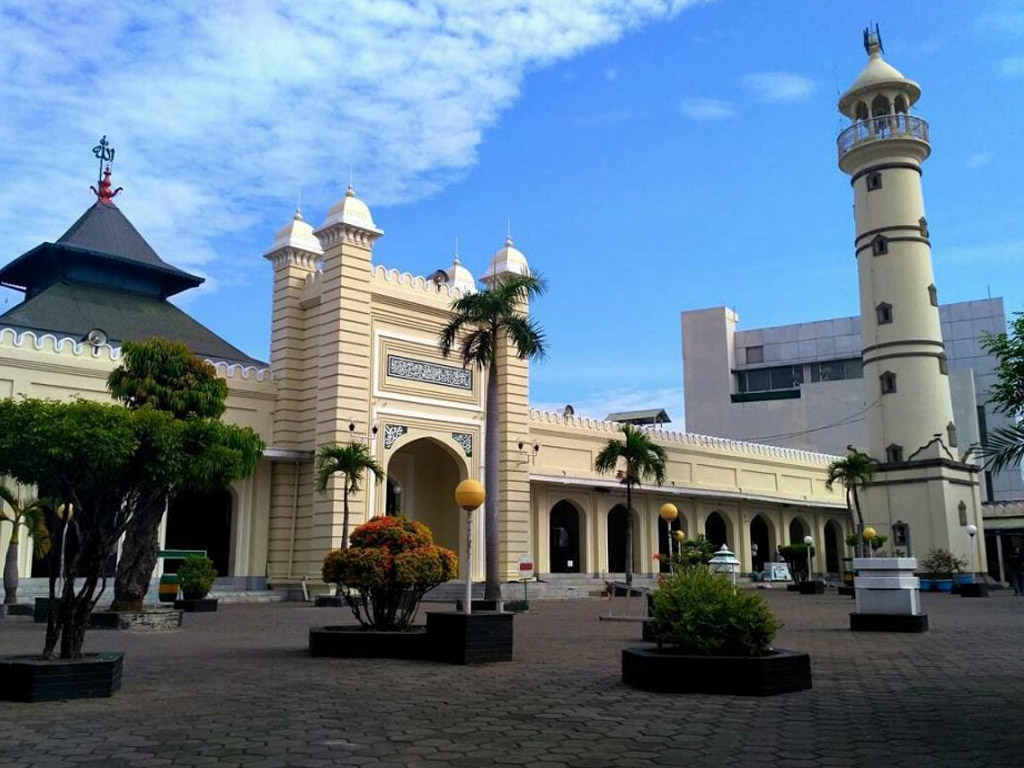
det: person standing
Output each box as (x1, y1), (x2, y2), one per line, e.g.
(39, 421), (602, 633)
(1008, 547), (1024, 596)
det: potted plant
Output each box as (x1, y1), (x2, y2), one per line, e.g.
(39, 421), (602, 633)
(0, 485), (49, 615)
(174, 555), (218, 612)
(310, 516), (457, 660)
(623, 567), (811, 696)
(920, 549), (967, 594)
(778, 543), (821, 593)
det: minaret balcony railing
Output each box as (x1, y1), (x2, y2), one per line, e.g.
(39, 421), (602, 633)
(837, 114), (929, 158)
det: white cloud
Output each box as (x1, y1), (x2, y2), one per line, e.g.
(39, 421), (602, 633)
(999, 55), (1024, 77)
(533, 386), (684, 422)
(0, 0), (699, 290)
(679, 97), (735, 120)
(741, 72), (816, 103)
(966, 151), (994, 169)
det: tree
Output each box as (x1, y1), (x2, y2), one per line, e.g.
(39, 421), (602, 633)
(979, 313), (1024, 473)
(594, 423), (668, 586)
(0, 398), (259, 658)
(439, 272), (547, 601)
(107, 338), (261, 611)
(825, 450), (875, 556)
(315, 442), (385, 549)
(0, 485), (50, 605)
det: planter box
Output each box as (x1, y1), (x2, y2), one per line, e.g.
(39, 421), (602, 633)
(850, 612), (929, 633)
(960, 583), (989, 598)
(837, 585), (856, 597)
(785, 584), (801, 592)
(0, 652), (123, 702)
(314, 595), (345, 608)
(309, 625), (431, 659)
(33, 597), (51, 623)
(798, 580), (825, 595)
(89, 609), (183, 630)
(934, 579), (953, 593)
(454, 599), (502, 612)
(174, 598), (219, 612)
(622, 646), (811, 696)
(426, 611), (514, 665)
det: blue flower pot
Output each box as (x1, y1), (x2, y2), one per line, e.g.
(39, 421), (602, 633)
(918, 577), (933, 592)
(934, 579), (953, 593)
(956, 573), (974, 585)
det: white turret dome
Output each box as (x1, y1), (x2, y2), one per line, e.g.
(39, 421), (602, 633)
(446, 255), (476, 294)
(321, 185), (383, 234)
(484, 236), (529, 280)
(264, 210), (323, 256)
(839, 37), (921, 117)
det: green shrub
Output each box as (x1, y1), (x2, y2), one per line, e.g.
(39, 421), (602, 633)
(919, 548), (967, 579)
(178, 555), (217, 600)
(651, 567), (780, 657)
(673, 534), (716, 569)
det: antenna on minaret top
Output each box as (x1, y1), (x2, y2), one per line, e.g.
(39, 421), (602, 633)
(863, 22), (883, 55)
(506, 216), (513, 246)
(454, 235), (461, 265)
(296, 188), (303, 219)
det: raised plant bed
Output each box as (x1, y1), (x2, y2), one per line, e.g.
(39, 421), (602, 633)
(426, 611), (514, 664)
(454, 599), (502, 612)
(798, 580), (825, 595)
(0, 604), (34, 618)
(309, 625), (431, 659)
(0, 652), (123, 702)
(850, 612), (928, 633)
(314, 595), (345, 608)
(959, 583), (989, 598)
(837, 585), (856, 597)
(622, 646), (811, 696)
(89, 609), (183, 630)
(174, 598), (219, 612)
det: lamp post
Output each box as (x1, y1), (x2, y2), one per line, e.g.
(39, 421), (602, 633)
(862, 526), (877, 559)
(659, 503), (678, 573)
(454, 479), (485, 615)
(803, 535), (814, 582)
(966, 524), (978, 581)
(672, 530), (686, 568)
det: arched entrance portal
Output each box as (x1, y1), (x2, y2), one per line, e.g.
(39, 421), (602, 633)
(549, 500), (581, 573)
(749, 515), (771, 572)
(824, 519), (842, 575)
(166, 488), (233, 576)
(789, 518), (807, 544)
(705, 511), (728, 549)
(386, 437), (465, 571)
(607, 505), (639, 574)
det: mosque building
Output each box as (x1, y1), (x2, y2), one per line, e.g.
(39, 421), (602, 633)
(0, 31), (987, 593)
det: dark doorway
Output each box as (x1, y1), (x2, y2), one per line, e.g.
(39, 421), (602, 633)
(385, 478), (402, 516)
(165, 488), (233, 576)
(549, 500), (581, 573)
(789, 518), (806, 544)
(750, 516), (771, 571)
(607, 505), (629, 573)
(825, 520), (841, 574)
(705, 511), (728, 549)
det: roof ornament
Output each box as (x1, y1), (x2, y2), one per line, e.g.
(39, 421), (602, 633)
(89, 135), (122, 205)
(506, 216), (513, 247)
(863, 22), (883, 56)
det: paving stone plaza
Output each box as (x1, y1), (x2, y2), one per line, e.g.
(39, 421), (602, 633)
(2, 591), (1022, 768)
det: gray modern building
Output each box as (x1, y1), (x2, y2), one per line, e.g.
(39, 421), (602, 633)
(682, 298), (1024, 502)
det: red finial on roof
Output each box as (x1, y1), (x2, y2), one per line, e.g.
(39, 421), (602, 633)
(90, 165), (123, 206)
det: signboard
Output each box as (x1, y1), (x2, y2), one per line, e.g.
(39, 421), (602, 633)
(518, 555), (534, 580)
(764, 562), (792, 582)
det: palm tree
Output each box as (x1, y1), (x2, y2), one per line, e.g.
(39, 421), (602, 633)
(977, 423), (1024, 475)
(315, 443), (385, 550)
(0, 485), (50, 605)
(825, 449), (875, 556)
(440, 272), (547, 602)
(594, 424), (668, 586)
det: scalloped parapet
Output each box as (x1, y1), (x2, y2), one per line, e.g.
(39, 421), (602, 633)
(528, 408), (840, 465)
(371, 264), (465, 301)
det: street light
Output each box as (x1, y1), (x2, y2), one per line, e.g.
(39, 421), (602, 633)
(454, 479), (485, 615)
(803, 535), (814, 582)
(862, 526), (877, 558)
(659, 503), (678, 573)
(966, 523), (978, 582)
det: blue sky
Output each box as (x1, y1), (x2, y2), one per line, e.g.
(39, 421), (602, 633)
(2, 1), (1023, 421)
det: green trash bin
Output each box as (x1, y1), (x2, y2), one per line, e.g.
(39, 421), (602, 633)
(158, 574), (180, 603)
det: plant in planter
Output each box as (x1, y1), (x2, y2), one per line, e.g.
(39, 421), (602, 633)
(174, 555), (218, 612)
(778, 543), (815, 586)
(919, 548), (967, 593)
(311, 516), (457, 659)
(623, 567), (810, 695)
(672, 534), (716, 570)
(0, 485), (50, 606)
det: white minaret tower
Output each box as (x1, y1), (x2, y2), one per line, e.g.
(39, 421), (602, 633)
(838, 27), (983, 566)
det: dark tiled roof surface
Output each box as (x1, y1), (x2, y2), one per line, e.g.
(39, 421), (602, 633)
(0, 281), (264, 367)
(605, 408), (673, 424)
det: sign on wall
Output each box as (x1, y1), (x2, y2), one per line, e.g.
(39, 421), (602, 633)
(386, 354), (473, 391)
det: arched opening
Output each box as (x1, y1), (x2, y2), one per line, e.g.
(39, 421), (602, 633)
(607, 504), (639, 574)
(893, 94), (908, 114)
(824, 519), (842, 575)
(656, 513), (685, 574)
(385, 478), (402, 516)
(166, 488), (233, 576)
(789, 518), (807, 545)
(386, 437), (465, 572)
(549, 500), (582, 574)
(705, 511), (728, 549)
(749, 515), (772, 572)
(855, 101), (868, 122)
(871, 94), (891, 116)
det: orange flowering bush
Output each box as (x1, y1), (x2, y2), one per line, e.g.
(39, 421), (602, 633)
(322, 516), (458, 630)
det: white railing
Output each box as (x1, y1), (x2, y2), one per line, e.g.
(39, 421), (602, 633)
(837, 114), (929, 158)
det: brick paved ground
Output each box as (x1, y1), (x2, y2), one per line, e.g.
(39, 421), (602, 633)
(1, 589), (1022, 768)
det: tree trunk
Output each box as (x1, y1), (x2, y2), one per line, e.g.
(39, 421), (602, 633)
(341, 481), (350, 550)
(484, 362), (500, 602)
(625, 481), (634, 586)
(3, 525), (19, 605)
(852, 486), (865, 558)
(111, 494), (166, 612)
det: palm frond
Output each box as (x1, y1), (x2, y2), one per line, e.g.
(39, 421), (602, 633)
(501, 314), (547, 362)
(594, 424), (668, 486)
(22, 503), (51, 557)
(978, 422), (1024, 474)
(315, 443), (386, 494)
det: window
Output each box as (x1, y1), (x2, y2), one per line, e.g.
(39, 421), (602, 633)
(809, 358), (864, 383)
(736, 365), (803, 394)
(844, 358), (864, 379)
(866, 172), (883, 191)
(947, 421), (958, 448)
(872, 236), (888, 256)
(958, 501), (968, 527)
(745, 345), (764, 364)
(928, 283), (938, 307)
(938, 354), (949, 375)
(919, 217), (929, 238)
(880, 371), (897, 395)
(876, 302), (893, 325)
(885, 444), (904, 463)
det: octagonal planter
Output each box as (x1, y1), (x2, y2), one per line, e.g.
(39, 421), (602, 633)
(174, 598), (219, 612)
(622, 646), (811, 696)
(798, 580), (825, 595)
(0, 652), (124, 702)
(309, 625), (431, 660)
(426, 611), (514, 665)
